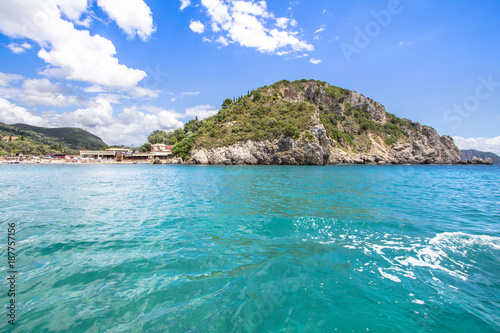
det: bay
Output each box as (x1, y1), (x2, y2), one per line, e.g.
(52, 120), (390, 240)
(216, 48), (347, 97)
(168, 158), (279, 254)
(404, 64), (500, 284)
(1, 164), (499, 332)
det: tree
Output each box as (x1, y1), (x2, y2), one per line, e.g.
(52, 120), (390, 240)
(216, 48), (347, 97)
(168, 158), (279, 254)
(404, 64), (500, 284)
(148, 130), (168, 144)
(222, 98), (232, 109)
(171, 135), (196, 159)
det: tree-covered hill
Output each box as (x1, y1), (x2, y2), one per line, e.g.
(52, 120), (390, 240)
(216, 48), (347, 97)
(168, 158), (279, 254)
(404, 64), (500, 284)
(145, 79), (460, 165)
(10, 123), (107, 150)
(0, 121), (107, 156)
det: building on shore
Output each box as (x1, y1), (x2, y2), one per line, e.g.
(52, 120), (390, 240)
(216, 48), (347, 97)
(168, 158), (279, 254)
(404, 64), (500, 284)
(79, 148), (173, 162)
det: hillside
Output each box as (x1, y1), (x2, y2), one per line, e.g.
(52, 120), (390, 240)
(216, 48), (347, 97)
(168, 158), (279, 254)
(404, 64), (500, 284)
(1, 122), (107, 150)
(154, 79), (461, 165)
(461, 149), (500, 164)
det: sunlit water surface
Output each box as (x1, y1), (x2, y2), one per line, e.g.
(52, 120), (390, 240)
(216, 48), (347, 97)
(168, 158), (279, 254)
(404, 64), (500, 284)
(1, 164), (499, 332)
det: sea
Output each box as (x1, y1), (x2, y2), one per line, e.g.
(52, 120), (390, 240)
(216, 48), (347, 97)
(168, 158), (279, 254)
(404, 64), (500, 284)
(1, 164), (499, 332)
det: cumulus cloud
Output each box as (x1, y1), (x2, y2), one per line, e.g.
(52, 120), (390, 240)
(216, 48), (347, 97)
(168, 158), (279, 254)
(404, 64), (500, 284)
(7, 42), (32, 54)
(58, 0), (91, 26)
(33, 98), (183, 145)
(15, 78), (81, 107)
(4, 92), (185, 145)
(193, 0), (313, 55)
(180, 0), (191, 11)
(0, 98), (47, 126)
(310, 58), (321, 65)
(185, 104), (218, 120)
(70, 105), (183, 145)
(97, 0), (155, 41)
(60, 97), (114, 128)
(0, 0), (149, 91)
(453, 136), (500, 155)
(275, 17), (289, 29)
(189, 20), (205, 34)
(0, 72), (23, 86)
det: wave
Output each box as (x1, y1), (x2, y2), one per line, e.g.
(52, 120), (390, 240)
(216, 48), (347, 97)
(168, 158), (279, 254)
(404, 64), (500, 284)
(293, 217), (500, 284)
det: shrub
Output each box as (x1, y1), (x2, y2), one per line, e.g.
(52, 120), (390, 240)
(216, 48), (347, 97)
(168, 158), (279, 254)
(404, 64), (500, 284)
(267, 118), (277, 128)
(304, 131), (315, 141)
(283, 124), (299, 139)
(385, 137), (398, 146)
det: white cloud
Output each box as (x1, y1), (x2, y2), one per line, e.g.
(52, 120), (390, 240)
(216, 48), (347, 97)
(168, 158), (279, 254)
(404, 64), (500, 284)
(313, 25), (325, 40)
(59, 0), (91, 26)
(185, 104), (218, 120)
(0, 94), (185, 145)
(7, 42), (32, 54)
(0, 72), (23, 86)
(195, 0), (313, 55)
(180, 0), (191, 11)
(171, 91), (200, 102)
(0, 0), (148, 91)
(67, 105), (183, 145)
(453, 136), (500, 155)
(314, 25), (326, 34)
(216, 36), (229, 46)
(61, 97), (114, 128)
(275, 17), (289, 29)
(189, 20), (206, 34)
(97, 0), (155, 41)
(131, 86), (160, 98)
(181, 91), (200, 97)
(16, 78), (81, 107)
(0, 97), (47, 126)
(310, 58), (321, 65)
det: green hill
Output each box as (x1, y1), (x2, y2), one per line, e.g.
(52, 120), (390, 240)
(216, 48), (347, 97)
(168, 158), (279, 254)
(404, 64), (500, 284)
(190, 79), (409, 151)
(1, 122), (107, 150)
(147, 79), (460, 165)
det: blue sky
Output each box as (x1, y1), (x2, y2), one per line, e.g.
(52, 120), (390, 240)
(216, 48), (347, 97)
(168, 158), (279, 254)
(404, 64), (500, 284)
(0, 0), (499, 153)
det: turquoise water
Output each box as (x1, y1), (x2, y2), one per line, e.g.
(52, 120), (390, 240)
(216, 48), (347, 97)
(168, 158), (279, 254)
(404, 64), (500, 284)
(1, 164), (499, 332)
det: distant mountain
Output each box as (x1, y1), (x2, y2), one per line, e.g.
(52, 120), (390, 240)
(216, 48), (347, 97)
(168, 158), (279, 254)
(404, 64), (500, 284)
(0, 122), (107, 150)
(461, 149), (500, 164)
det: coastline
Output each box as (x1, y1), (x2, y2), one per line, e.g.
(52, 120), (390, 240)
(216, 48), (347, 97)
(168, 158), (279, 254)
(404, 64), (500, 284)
(1, 159), (495, 166)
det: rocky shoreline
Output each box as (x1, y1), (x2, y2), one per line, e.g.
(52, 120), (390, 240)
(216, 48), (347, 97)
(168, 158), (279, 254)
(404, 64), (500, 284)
(186, 123), (466, 166)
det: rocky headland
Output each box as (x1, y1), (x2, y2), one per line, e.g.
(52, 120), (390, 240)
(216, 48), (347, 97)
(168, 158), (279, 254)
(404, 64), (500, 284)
(183, 80), (461, 165)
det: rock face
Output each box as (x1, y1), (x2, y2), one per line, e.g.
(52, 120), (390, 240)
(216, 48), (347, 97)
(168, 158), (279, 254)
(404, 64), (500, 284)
(189, 125), (332, 165)
(187, 80), (462, 165)
(461, 149), (500, 164)
(462, 156), (494, 165)
(188, 122), (461, 165)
